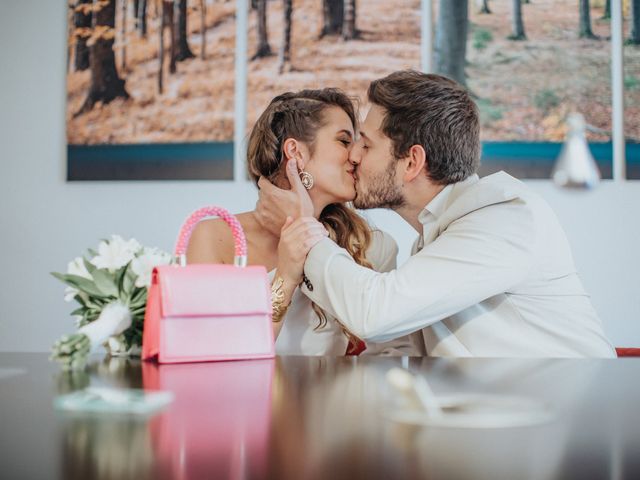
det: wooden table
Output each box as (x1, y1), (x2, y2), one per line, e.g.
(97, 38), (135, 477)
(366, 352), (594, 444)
(1, 353), (639, 479)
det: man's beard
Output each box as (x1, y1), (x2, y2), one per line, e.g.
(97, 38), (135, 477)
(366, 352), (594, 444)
(353, 159), (406, 210)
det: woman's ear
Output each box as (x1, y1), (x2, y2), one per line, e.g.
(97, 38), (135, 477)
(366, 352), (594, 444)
(282, 138), (309, 171)
(283, 138), (300, 161)
(402, 144), (427, 183)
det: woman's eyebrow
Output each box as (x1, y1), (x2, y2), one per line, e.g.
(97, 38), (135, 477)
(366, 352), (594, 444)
(336, 129), (353, 138)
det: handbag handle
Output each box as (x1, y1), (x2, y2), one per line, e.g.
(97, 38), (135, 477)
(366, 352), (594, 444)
(174, 206), (248, 267)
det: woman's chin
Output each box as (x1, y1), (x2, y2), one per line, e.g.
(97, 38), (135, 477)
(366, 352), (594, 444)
(327, 185), (356, 203)
(344, 188), (356, 202)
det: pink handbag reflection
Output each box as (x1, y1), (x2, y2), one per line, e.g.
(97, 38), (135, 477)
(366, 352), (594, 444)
(143, 360), (274, 479)
(142, 206), (275, 364)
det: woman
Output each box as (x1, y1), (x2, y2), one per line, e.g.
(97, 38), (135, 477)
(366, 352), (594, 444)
(187, 89), (420, 355)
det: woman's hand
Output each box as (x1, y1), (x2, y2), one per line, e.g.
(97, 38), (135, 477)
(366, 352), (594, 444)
(276, 216), (328, 286)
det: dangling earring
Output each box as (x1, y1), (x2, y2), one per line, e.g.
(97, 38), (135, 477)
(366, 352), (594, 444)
(299, 170), (314, 190)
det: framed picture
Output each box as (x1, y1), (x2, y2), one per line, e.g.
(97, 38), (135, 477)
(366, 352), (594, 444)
(66, 0), (235, 180)
(66, 0), (639, 181)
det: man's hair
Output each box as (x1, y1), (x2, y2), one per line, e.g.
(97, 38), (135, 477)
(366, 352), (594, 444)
(367, 70), (480, 185)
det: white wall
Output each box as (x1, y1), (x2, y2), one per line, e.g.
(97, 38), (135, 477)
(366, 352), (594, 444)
(1, 0), (638, 351)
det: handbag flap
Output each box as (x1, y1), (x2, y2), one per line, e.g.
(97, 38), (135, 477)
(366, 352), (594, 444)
(154, 264), (271, 317)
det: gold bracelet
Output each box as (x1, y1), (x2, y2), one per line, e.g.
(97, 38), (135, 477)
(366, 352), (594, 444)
(271, 276), (290, 323)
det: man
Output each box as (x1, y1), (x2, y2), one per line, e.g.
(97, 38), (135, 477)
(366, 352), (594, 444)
(258, 70), (615, 357)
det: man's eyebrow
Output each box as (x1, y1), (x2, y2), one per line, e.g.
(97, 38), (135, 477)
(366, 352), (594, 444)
(359, 131), (370, 141)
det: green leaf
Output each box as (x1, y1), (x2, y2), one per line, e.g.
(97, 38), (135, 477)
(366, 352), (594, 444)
(73, 294), (88, 308)
(91, 268), (119, 297)
(54, 273), (108, 298)
(51, 272), (73, 286)
(123, 269), (136, 296)
(83, 257), (97, 275)
(131, 287), (147, 303)
(129, 300), (146, 312)
(117, 262), (136, 297)
(70, 307), (87, 316)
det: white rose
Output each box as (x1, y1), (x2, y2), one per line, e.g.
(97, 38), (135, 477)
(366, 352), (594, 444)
(90, 235), (142, 273)
(130, 247), (172, 288)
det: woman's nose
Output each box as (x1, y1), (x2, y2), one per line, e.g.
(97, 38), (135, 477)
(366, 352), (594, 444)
(349, 146), (361, 165)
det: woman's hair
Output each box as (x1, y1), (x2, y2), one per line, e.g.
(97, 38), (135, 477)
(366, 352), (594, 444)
(247, 89), (372, 332)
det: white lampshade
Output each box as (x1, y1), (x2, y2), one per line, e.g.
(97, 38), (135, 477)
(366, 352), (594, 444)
(551, 113), (601, 189)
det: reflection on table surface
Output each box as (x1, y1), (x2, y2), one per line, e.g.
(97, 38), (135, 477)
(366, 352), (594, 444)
(1, 353), (640, 480)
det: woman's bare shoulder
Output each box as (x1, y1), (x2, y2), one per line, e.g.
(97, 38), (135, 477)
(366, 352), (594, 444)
(186, 218), (234, 264)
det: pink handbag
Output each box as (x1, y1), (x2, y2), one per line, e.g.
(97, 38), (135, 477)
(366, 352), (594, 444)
(142, 206), (275, 364)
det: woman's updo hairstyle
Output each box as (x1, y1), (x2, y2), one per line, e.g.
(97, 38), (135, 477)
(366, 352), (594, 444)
(247, 89), (356, 184)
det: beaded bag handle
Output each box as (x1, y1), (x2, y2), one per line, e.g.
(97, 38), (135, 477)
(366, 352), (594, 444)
(174, 206), (248, 267)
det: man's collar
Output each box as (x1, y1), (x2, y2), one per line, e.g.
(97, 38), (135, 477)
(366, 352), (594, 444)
(418, 174), (479, 226)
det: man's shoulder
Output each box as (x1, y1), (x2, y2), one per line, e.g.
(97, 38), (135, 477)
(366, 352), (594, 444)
(443, 171), (541, 223)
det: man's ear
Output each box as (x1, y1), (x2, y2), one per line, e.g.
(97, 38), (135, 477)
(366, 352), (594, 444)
(402, 145), (427, 183)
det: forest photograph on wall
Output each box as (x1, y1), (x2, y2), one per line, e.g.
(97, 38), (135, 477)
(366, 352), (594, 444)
(66, 0), (236, 180)
(242, 0), (640, 179)
(243, 0), (420, 133)
(445, 0), (639, 178)
(66, 0), (640, 181)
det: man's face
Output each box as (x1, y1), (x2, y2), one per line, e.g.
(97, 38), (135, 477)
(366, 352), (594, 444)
(351, 104), (406, 210)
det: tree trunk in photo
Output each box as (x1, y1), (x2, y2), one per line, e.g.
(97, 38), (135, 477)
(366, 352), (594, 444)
(73, 0), (92, 71)
(174, 0), (195, 61)
(76, 0), (129, 116)
(133, 0), (148, 37)
(509, 0), (526, 40)
(579, 0), (597, 39)
(601, 0), (610, 19)
(435, 0), (468, 86)
(342, 0), (357, 40)
(163, 1), (177, 73)
(630, 0), (640, 44)
(68, 6), (73, 72)
(253, 0), (272, 59)
(278, 0), (293, 73)
(200, 0), (206, 59)
(159, 0), (165, 93)
(320, 0), (343, 38)
(476, 0), (491, 14)
(121, 0), (127, 71)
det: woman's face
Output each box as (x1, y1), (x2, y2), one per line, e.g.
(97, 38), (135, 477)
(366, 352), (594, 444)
(304, 106), (356, 204)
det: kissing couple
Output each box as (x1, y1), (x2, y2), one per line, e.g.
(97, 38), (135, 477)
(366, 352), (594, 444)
(188, 69), (614, 358)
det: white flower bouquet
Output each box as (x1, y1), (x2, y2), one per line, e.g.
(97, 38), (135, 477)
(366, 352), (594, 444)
(51, 235), (172, 369)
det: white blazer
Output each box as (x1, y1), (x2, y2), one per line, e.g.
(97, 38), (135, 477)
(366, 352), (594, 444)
(301, 172), (615, 358)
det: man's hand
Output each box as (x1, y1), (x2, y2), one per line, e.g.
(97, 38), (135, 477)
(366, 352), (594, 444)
(276, 216), (328, 286)
(256, 159), (314, 236)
